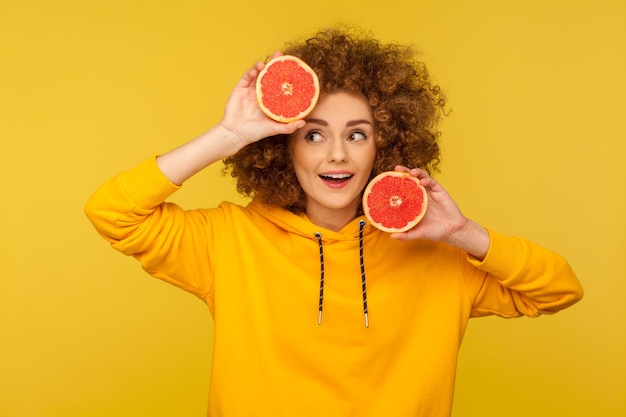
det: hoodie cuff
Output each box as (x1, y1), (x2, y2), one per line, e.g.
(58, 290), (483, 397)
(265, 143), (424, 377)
(465, 229), (524, 281)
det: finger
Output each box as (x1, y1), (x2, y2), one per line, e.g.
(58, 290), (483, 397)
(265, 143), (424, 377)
(393, 166), (431, 182)
(240, 60), (268, 84)
(239, 65), (260, 87)
(409, 167), (430, 179)
(389, 231), (409, 240)
(408, 168), (439, 189)
(393, 165), (410, 173)
(277, 119), (306, 134)
(254, 60), (267, 71)
(390, 228), (422, 241)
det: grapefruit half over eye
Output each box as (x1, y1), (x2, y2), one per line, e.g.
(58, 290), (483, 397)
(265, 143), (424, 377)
(256, 55), (320, 123)
(363, 171), (428, 233)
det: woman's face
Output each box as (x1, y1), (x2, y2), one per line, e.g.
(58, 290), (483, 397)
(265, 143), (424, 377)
(290, 91), (376, 230)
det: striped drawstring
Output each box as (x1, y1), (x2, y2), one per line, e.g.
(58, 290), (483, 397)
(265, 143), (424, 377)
(359, 220), (369, 328)
(314, 232), (325, 325)
(314, 221), (369, 328)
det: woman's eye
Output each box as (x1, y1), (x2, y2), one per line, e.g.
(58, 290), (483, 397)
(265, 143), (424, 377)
(305, 131), (324, 143)
(348, 131), (367, 141)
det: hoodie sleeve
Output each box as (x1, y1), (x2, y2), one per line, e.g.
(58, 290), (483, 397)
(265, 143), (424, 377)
(465, 229), (583, 318)
(84, 157), (218, 303)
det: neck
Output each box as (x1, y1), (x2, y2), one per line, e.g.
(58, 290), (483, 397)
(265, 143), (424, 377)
(305, 205), (358, 233)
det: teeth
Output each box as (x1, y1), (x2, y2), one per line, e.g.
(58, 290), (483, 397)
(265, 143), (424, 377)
(320, 173), (352, 179)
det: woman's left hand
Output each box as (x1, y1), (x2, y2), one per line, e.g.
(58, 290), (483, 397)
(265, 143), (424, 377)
(389, 166), (490, 260)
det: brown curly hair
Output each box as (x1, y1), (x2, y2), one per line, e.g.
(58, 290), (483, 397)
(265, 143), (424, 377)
(223, 27), (446, 214)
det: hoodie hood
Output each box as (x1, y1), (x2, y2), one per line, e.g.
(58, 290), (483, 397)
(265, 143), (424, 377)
(248, 199), (377, 243)
(248, 199), (375, 327)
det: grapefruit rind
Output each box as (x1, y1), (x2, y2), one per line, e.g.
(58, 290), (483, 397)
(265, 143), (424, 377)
(256, 55), (320, 123)
(362, 171), (428, 233)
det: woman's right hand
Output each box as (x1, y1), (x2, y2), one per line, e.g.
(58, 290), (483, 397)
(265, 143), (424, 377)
(219, 52), (306, 149)
(156, 53), (306, 186)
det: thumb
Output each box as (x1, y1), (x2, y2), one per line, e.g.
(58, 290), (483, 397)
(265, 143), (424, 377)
(279, 119), (306, 134)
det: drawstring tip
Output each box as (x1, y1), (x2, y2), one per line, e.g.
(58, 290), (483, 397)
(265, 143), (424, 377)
(364, 313), (369, 328)
(318, 310), (323, 325)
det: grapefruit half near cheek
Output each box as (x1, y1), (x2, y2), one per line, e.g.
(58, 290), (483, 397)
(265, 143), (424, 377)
(256, 55), (320, 123)
(362, 171), (428, 233)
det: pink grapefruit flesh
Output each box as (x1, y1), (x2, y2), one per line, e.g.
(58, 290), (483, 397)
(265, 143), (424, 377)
(256, 55), (320, 123)
(363, 171), (428, 233)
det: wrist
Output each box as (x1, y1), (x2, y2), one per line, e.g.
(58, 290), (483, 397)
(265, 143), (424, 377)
(156, 124), (243, 185)
(214, 122), (245, 154)
(446, 219), (490, 261)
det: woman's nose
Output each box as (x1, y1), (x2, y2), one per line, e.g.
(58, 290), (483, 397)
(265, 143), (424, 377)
(327, 138), (347, 162)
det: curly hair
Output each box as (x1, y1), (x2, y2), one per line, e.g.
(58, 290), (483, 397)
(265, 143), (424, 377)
(223, 27), (446, 214)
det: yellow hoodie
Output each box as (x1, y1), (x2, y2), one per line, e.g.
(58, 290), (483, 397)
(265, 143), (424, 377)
(85, 157), (583, 417)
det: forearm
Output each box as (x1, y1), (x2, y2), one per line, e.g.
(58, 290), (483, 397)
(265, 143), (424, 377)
(445, 219), (490, 261)
(156, 124), (242, 185)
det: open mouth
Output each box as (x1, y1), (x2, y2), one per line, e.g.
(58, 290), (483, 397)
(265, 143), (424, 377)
(319, 173), (353, 184)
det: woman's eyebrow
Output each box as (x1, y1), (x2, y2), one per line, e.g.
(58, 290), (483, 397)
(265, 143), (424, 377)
(304, 118), (373, 127)
(346, 119), (373, 127)
(304, 118), (328, 126)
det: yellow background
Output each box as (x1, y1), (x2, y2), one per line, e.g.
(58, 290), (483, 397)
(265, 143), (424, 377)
(1, 0), (624, 416)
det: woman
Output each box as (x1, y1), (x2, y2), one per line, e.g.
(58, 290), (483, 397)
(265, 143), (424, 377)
(85, 28), (583, 417)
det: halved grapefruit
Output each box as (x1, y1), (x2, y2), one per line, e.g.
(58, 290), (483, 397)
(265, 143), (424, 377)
(256, 55), (320, 123)
(363, 171), (428, 233)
